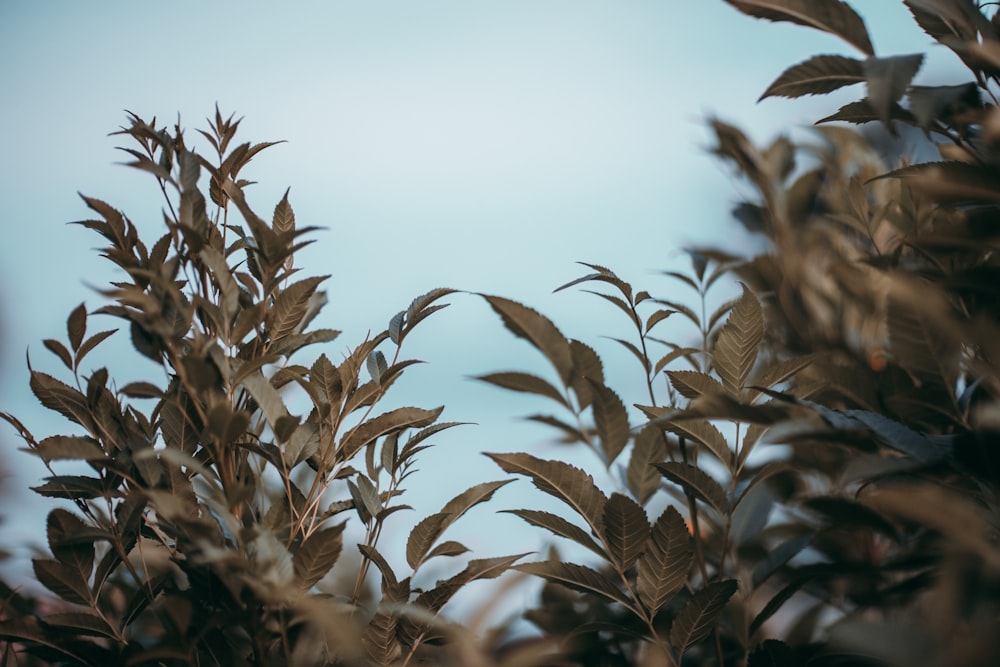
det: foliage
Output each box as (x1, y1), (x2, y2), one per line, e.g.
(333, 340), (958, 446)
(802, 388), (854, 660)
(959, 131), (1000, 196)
(5, 1), (1000, 666)
(0, 110), (536, 666)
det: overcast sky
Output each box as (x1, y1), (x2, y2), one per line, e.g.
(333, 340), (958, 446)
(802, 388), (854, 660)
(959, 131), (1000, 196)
(0, 1), (955, 619)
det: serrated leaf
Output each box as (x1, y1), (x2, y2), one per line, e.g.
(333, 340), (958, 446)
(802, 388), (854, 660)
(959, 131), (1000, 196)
(33, 436), (106, 462)
(589, 380), (630, 465)
(637, 505), (693, 615)
(645, 309), (675, 333)
(568, 339), (605, 409)
(655, 462), (729, 514)
(29, 371), (91, 429)
(241, 370), (292, 433)
(272, 187), (295, 233)
(816, 98), (916, 126)
(32, 559), (91, 605)
(668, 370), (726, 400)
(654, 346), (701, 375)
(408, 480), (512, 570)
(339, 406), (443, 462)
(760, 54), (865, 100)
(42, 612), (117, 640)
(266, 276), (327, 342)
(388, 310), (405, 345)
(294, 522), (346, 588)
(602, 493), (649, 570)
(865, 54), (924, 128)
(515, 561), (635, 610)
(661, 418), (732, 467)
(475, 371), (568, 407)
(482, 295), (573, 384)
(712, 283), (764, 395)
(501, 509), (607, 558)
(487, 452), (607, 535)
(425, 540), (469, 560)
(669, 579), (739, 652)
(627, 425), (668, 505)
(724, 0), (873, 55)
(358, 544), (398, 589)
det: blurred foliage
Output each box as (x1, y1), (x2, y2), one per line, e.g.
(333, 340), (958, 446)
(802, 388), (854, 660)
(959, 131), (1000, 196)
(4, 1), (1000, 665)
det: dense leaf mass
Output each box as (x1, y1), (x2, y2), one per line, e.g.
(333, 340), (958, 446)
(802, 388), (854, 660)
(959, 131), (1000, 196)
(5, 1), (1000, 665)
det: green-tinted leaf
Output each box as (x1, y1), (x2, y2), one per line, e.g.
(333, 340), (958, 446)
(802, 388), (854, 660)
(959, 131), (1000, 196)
(669, 579), (739, 652)
(294, 522), (346, 588)
(637, 505), (693, 615)
(760, 54), (865, 100)
(589, 380), (630, 465)
(501, 509), (607, 558)
(515, 561), (635, 609)
(475, 371), (568, 407)
(712, 283), (764, 395)
(602, 493), (649, 570)
(487, 452), (607, 535)
(482, 295), (573, 384)
(366, 349), (388, 385)
(655, 462), (728, 514)
(724, 0), (873, 55)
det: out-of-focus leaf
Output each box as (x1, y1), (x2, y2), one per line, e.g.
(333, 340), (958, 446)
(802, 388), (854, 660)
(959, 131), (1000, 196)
(655, 462), (729, 514)
(724, 0), (874, 55)
(668, 579), (739, 652)
(627, 425), (668, 505)
(475, 371), (568, 407)
(515, 561), (634, 609)
(864, 54), (925, 127)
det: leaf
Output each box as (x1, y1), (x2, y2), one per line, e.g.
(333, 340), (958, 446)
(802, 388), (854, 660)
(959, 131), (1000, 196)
(32, 559), (91, 605)
(816, 99), (916, 125)
(870, 160), (1000, 204)
(272, 187), (295, 234)
(588, 380), (630, 465)
(724, 0), (874, 55)
(31, 475), (106, 500)
(474, 371), (568, 407)
(487, 452), (607, 536)
(501, 509), (607, 558)
(668, 579), (739, 652)
(408, 480), (513, 570)
(43, 612), (117, 640)
(425, 541), (469, 560)
(865, 54), (925, 127)
(626, 426), (668, 505)
(760, 54), (865, 100)
(119, 381), (163, 398)
(43, 339), (73, 370)
(29, 370), (91, 429)
(241, 370), (292, 433)
(712, 283), (764, 396)
(339, 406), (443, 462)
(637, 505), (693, 615)
(668, 370), (726, 400)
(568, 339), (605, 409)
(293, 522), (346, 588)
(32, 436), (106, 462)
(654, 346), (701, 375)
(388, 310), (405, 345)
(266, 276), (327, 342)
(481, 295), (573, 384)
(752, 532), (813, 587)
(515, 561), (635, 610)
(602, 493), (649, 570)
(661, 418), (732, 467)
(67, 303), (87, 351)
(366, 350), (387, 385)
(907, 82), (980, 131)
(357, 544), (398, 589)
(655, 462), (729, 514)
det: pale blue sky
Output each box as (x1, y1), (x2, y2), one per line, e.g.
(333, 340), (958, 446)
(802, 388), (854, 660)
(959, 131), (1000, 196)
(0, 1), (955, 618)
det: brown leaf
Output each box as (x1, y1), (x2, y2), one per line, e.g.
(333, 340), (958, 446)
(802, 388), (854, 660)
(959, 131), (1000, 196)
(760, 54), (865, 100)
(725, 0), (874, 55)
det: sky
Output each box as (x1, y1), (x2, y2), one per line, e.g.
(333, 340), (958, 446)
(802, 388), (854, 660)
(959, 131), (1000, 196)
(0, 0), (959, 623)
